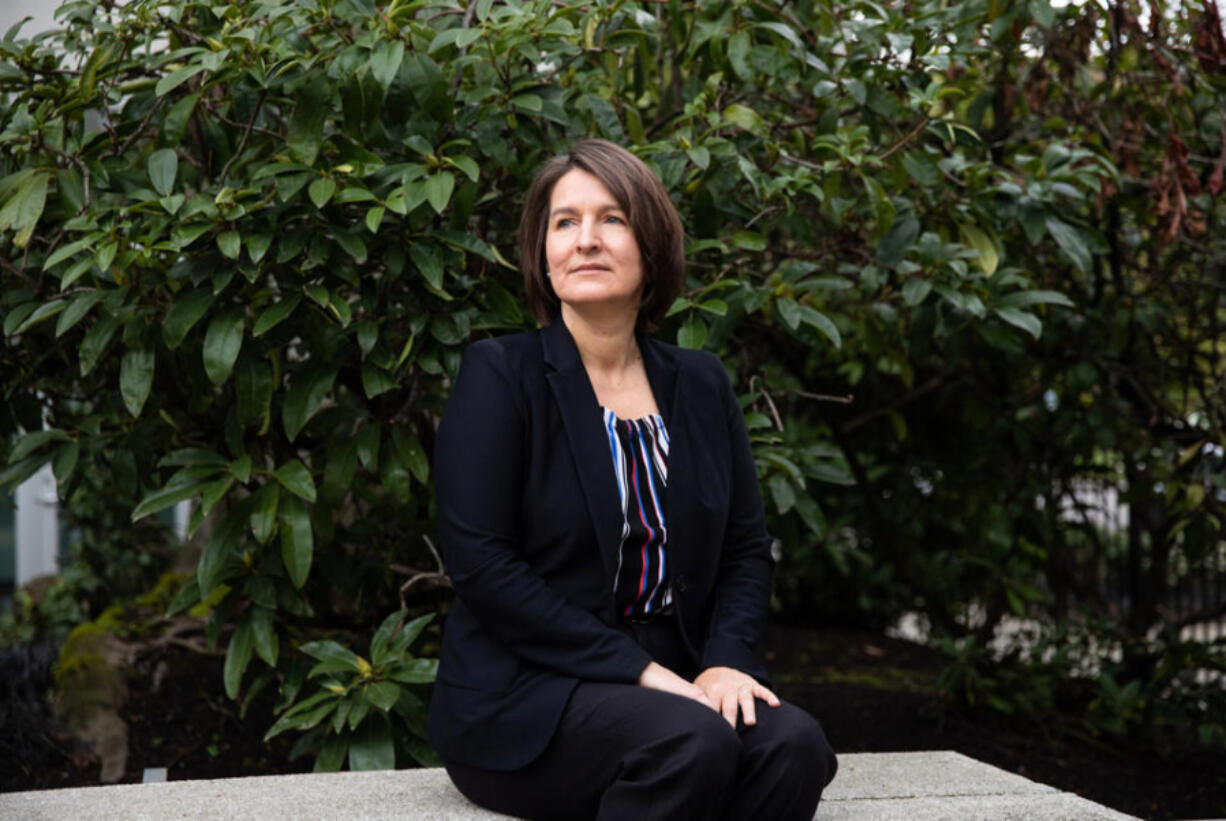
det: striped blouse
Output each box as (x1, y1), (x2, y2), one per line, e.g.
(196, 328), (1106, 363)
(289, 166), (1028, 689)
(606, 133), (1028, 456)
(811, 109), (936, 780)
(601, 406), (672, 617)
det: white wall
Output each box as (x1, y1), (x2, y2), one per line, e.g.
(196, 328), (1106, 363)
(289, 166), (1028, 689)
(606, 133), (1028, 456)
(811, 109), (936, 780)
(14, 465), (59, 585)
(0, 0), (63, 38)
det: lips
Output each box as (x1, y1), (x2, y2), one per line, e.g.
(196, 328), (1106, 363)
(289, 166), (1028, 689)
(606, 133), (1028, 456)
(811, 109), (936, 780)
(570, 265), (610, 273)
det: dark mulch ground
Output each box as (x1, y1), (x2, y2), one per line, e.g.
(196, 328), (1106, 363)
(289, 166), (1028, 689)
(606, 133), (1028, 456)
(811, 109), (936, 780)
(3, 626), (1225, 820)
(763, 625), (1226, 821)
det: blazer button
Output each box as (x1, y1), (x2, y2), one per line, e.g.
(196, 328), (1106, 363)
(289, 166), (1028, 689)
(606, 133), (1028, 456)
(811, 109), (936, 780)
(675, 575), (688, 592)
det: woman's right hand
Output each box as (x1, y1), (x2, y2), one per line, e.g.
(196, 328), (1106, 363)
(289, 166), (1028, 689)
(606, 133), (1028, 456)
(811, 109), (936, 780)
(637, 661), (717, 711)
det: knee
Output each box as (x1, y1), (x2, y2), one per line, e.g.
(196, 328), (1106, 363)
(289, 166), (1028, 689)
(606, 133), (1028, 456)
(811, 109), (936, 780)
(664, 708), (741, 783)
(688, 710), (743, 773)
(765, 705), (838, 788)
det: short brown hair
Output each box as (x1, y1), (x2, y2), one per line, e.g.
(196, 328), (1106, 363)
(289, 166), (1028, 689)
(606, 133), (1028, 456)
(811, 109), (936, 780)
(518, 139), (685, 331)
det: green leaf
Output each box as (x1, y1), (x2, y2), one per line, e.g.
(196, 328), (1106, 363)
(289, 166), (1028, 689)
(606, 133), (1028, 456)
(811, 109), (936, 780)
(120, 346), (155, 417)
(347, 718), (394, 771)
(287, 76), (328, 167)
(425, 172), (455, 214)
(253, 294), (300, 336)
(363, 681), (400, 711)
(147, 148), (178, 196)
(1045, 217), (1092, 274)
(334, 231), (366, 263)
(42, 234), (94, 272)
(217, 230), (241, 260)
(361, 363), (397, 398)
(224, 615), (255, 699)
(8, 429), (69, 463)
(159, 448), (228, 468)
(994, 307), (1042, 340)
(370, 39), (405, 89)
(448, 154), (479, 183)
(775, 298), (801, 330)
(248, 482), (280, 544)
(732, 231), (766, 251)
(199, 474), (235, 516)
(235, 353), (274, 430)
(197, 505), (244, 595)
(156, 64), (206, 97)
(163, 288), (214, 349)
(202, 309), (244, 385)
(315, 733), (348, 772)
(300, 638), (359, 667)
(3, 304), (38, 337)
(228, 455), (252, 484)
(877, 215), (919, 266)
(56, 290), (106, 337)
(0, 169), (48, 248)
(251, 606), (278, 667)
(410, 243), (445, 291)
(728, 31), (752, 81)
(309, 177), (336, 208)
(798, 305), (842, 348)
(246, 233), (272, 264)
(387, 613), (434, 657)
(365, 206), (385, 233)
(52, 441), (80, 486)
(677, 316), (708, 349)
(356, 423), (380, 471)
(386, 658), (437, 684)
(165, 576), (201, 617)
(995, 289), (1075, 309)
(274, 459), (317, 503)
(369, 610), (405, 666)
(391, 426), (429, 485)
(282, 365), (338, 442)
(79, 314), (120, 376)
(131, 480), (207, 521)
(12, 300), (66, 335)
(959, 224), (999, 276)
(723, 103), (767, 136)
(279, 494), (313, 588)
(94, 241), (118, 274)
(901, 279), (932, 306)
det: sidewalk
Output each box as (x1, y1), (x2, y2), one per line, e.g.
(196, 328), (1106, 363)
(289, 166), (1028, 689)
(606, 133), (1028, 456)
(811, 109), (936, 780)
(0, 751), (1136, 820)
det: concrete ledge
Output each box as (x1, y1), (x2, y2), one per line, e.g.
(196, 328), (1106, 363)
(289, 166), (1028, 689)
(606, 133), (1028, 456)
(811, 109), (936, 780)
(0, 751), (1136, 820)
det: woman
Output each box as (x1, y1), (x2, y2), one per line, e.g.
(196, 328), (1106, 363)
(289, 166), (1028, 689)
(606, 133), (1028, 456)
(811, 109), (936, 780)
(428, 139), (837, 820)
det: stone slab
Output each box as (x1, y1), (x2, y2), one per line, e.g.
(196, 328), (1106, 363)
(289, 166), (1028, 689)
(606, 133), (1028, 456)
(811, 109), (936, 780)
(823, 751), (1057, 800)
(0, 752), (1137, 820)
(819, 792), (1136, 820)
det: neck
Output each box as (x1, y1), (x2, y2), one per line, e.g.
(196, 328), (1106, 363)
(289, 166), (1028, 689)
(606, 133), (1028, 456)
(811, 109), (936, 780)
(559, 304), (640, 374)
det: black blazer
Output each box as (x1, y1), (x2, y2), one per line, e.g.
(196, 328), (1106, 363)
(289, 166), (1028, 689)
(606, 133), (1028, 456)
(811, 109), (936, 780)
(427, 318), (774, 771)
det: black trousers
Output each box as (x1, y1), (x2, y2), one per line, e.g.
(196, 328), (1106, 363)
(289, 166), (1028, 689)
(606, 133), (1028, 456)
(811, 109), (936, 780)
(444, 615), (838, 820)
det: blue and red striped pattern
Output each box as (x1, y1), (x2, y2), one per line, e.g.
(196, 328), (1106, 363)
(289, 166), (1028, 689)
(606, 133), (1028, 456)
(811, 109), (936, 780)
(602, 406), (672, 617)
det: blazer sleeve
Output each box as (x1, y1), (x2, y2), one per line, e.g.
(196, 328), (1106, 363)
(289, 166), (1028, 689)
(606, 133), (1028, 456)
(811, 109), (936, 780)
(434, 341), (652, 684)
(700, 362), (775, 678)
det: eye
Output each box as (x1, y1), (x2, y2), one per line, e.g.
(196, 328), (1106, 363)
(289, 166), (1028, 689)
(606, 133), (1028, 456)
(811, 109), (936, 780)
(555, 217), (575, 228)
(606, 214), (626, 224)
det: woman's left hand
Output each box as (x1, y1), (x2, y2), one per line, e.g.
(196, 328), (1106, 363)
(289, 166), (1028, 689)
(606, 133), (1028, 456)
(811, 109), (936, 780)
(693, 666), (781, 728)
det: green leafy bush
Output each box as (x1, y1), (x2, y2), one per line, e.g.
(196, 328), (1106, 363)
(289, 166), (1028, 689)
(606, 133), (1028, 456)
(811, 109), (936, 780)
(2, 0), (1222, 758)
(265, 611), (437, 770)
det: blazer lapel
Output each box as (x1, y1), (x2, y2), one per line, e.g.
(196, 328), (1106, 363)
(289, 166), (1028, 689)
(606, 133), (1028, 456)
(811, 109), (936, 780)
(639, 333), (696, 577)
(542, 320), (623, 581)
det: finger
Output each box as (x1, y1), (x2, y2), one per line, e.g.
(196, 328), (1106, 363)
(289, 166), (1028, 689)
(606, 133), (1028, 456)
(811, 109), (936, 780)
(721, 691), (739, 727)
(683, 683), (717, 711)
(756, 685), (781, 707)
(739, 688), (757, 726)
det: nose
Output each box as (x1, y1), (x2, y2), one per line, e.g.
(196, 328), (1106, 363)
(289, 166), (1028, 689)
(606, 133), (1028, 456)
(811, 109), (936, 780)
(576, 217), (601, 252)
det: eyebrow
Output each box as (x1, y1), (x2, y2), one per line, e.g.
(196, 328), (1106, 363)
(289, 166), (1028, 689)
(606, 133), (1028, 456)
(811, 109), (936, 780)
(548, 203), (626, 219)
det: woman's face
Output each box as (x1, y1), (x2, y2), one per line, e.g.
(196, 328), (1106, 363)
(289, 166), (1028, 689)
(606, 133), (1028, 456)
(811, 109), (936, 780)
(544, 168), (644, 319)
